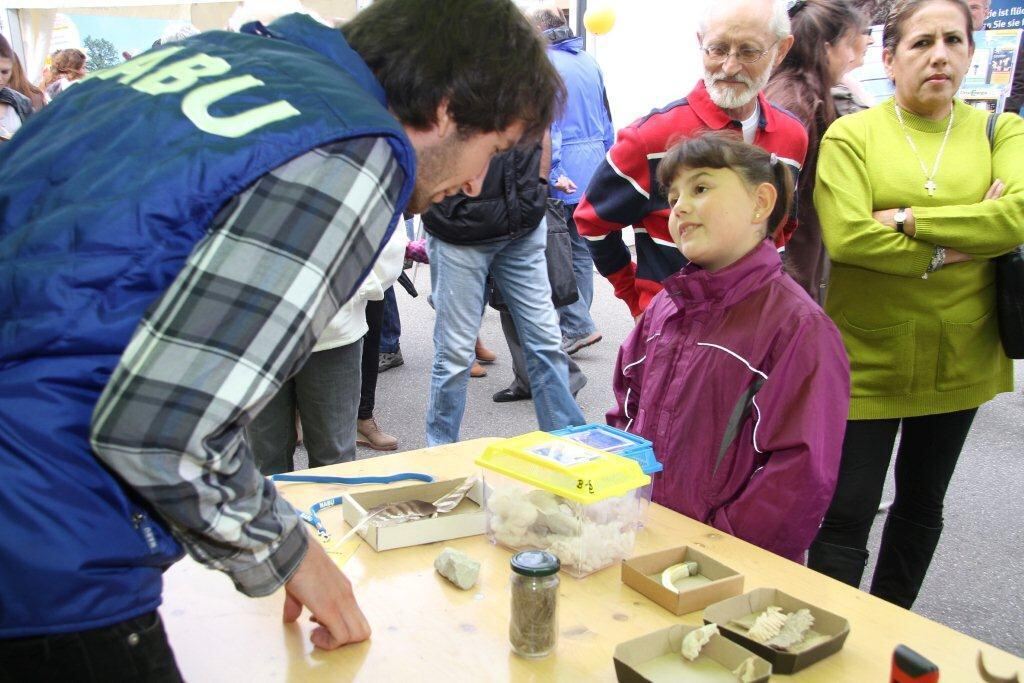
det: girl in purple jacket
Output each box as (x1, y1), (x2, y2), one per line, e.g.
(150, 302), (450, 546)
(608, 133), (851, 562)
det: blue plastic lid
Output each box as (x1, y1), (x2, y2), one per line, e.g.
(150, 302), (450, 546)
(551, 424), (662, 475)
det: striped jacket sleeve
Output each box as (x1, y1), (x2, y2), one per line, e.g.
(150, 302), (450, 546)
(574, 125), (654, 315)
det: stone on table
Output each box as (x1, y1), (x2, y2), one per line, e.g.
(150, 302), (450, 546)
(434, 547), (481, 590)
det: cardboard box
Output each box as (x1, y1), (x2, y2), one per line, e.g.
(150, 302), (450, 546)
(621, 546), (744, 616)
(703, 587), (850, 675)
(613, 624), (771, 683)
(341, 477), (485, 551)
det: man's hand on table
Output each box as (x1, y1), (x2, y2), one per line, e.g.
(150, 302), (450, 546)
(283, 541), (371, 649)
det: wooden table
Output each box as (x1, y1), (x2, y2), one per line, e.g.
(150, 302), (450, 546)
(162, 439), (1023, 681)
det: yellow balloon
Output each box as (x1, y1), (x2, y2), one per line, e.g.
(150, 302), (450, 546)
(583, 6), (616, 35)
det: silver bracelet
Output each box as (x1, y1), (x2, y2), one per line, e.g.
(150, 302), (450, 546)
(923, 246), (947, 278)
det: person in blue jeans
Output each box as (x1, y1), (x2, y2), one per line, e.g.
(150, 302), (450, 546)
(379, 216), (414, 372)
(422, 144), (585, 445)
(379, 286), (403, 370)
(532, 8), (616, 355)
(380, 220), (496, 378)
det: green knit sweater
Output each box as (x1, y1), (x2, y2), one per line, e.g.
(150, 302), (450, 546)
(814, 99), (1024, 419)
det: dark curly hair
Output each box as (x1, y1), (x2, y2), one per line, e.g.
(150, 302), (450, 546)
(342, 0), (565, 141)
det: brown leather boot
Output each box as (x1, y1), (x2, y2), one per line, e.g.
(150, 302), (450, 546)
(470, 361), (487, 378)
(356, 417), (398, 451)
(475, 337), (497, 364)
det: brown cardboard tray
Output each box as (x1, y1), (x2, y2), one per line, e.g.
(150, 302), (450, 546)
(614, 624), (771, 682)
(621, 546), (744, 616)
(703, 587), (850, 674)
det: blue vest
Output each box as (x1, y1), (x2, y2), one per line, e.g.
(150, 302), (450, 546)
(0, 14), (415, 637)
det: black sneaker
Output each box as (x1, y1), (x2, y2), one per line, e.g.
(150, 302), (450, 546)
(378, 348), (404, 373)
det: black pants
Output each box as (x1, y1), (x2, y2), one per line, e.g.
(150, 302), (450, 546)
(810, 408), (977, 608)
(0, 611), (182, 683)
(359, 298), (385, 420)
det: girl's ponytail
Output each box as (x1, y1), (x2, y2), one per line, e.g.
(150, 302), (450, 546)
(766, 153), (794, 240)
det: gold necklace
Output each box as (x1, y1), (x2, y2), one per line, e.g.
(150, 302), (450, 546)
(894, 102), (955, 197)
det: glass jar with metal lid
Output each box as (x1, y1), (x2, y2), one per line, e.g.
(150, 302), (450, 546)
(509, 550), (560, 658)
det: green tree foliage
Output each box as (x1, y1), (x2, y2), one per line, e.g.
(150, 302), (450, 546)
(84, 36), (121, 72)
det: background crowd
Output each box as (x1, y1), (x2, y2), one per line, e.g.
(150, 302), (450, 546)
(0, 41), (86, 138)
(339, 0), (1022, 617)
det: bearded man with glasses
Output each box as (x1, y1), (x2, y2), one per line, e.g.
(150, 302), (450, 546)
(575, 0), (810, 318)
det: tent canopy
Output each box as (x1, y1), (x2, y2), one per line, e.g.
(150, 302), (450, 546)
(13, 0), (230, 8)
(10, 0), (357, 79)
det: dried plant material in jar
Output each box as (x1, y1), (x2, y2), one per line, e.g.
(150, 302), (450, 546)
(680, 623), (719, 661)
(745, 605), (787, 643)
(509, 578), (557, 656)
(766, 608), (815, 650)
(509, 550), (560, 658)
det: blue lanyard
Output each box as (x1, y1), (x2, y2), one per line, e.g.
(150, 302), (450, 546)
(297, 508), (330, 539)
(271, 472), (435, 485)
(302, 496), (348, 539)
(275, 472), (435, 539)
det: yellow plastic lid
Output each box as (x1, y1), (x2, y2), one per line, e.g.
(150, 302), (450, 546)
(475, 431), (650, 504)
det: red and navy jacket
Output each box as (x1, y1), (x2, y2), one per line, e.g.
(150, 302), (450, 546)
(574, 80), (808, 317)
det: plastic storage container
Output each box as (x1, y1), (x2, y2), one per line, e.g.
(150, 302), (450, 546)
(551, 424), (661, 524)
(476, 431), (650, 578)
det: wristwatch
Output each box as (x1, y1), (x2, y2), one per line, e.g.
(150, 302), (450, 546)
(894, 208), (908, 234)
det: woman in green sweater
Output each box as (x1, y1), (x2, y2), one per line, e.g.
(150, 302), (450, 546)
(810, 0), (1024, 609)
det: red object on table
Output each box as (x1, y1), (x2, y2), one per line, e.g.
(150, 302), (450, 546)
(892, 644), (940, 682)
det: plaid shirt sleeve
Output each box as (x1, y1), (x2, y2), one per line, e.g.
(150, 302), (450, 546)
(89, 136), (404, 597)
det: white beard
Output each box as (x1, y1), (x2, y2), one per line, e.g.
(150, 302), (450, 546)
(703, 63), (773, 112)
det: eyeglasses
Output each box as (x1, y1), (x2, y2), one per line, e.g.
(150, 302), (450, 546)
(701, 41), (779, 64)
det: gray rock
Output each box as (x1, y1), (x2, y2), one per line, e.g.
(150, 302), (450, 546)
(434, 547), (480, 590)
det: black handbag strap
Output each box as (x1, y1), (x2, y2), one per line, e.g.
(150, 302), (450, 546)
(986, 112), (997, 150)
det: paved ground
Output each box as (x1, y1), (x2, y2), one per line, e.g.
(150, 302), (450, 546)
(303, 261), (1024, 657)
